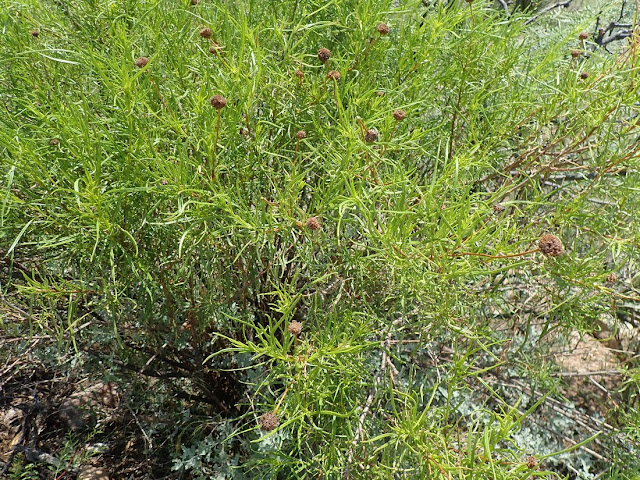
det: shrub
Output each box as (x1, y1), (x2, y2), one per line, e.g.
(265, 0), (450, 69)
(1, 0), (639, 477)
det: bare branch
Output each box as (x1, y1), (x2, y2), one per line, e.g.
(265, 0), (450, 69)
(525, 0), (574, 25)
(496, 0), (510, 15)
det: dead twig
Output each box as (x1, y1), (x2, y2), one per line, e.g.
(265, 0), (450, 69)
(525, 0), (574, 25)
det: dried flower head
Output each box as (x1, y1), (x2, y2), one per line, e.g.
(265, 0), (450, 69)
(579, 31), (589, 40)
(49, 138), (60, 146)
(526, 456), (538, 469)
(392, 109), (406, 121)
(376, 91), (385, 97)
(327, 70), (341, 81)
(580, 71), (589, 79)
(377, 23), (389, 35)
(259, 412), (279, 431)
(134, 56), (149, 68)
(570, 49), (582, 58)
(364, 128), (379, 143)
(538, 234), (563, 257)
(288, 320), (302, 336)
(200, 27), (212, 39)
(606, 273), (617, 283)
(317, 48), (331, 63)
(210, 95), (227, 109)
(30, 30), (39, 37)
(191, 0), (198, 4)
(296, 130), (307, 139)
(209, 43), (222, 55)
(306, 216), (321, 231)
(492, 203), (504, 213)
(294, 69), (304, 79)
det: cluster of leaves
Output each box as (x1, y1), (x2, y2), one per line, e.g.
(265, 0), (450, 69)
(1, 0), (639, 478)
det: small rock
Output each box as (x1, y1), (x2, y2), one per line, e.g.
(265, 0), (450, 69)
(77, 466), (109, 480)
(59, 382), (118, 431)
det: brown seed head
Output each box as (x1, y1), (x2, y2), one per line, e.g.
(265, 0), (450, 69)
(364, 128), (379, 143)
(209, 43), (222, 55)
(296, 130), (307, 139)
(259, 412), (279, 431)
(288, 320), (302, 336)
(570, 49), (582, 58)
(492, 203), (504, 213)
(606, 273), (617, 283)
(294, 69), (304, 79)
(580, 71), (589, 79)
(30, 30), (39, 37)
(317, 48), (331, 63)
(191, 0), (198, 4)
(538, 234), (563, 257)
(376, 91), (385, 97)
(377, 23), (390, 35)
(393, 109), (406, 121)
(306, 216), (321, 231)
(200, 27), (212, 39)
(134, 57), (149, 68)
(327, 70), (341, 81)
(578, 31), (589, 40)
(49, 138), (60, 146)
(210, 95), (227, 109)
(526, 456), (538, 469)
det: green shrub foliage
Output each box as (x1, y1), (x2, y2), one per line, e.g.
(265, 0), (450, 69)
(1, 0), (639, 477)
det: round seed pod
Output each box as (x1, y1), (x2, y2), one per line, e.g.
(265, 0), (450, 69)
(327, 70), (341, 81)
(296, 130), (307, 139)
(376, 91), (385, 97)
(191, 0), (198, 4)
(288, 320), (302, 336)
(30, 30), (39, 37)
(259, 412), (279, 431)
(392, 109), (406, 121)
(606, 273), (617, 283)
(377, 23), (390, 35)
(492, 203), (504, 213)
(200, 27), (212, 39)
(294, 69), (304, 79)
(526, 456), (538, 469)
(570, 49), (582, 58)
(578, 31), (589, 40)
(134, 56), (149, 68)
(580, 71), (589, 79)
(364, 128), (379, 143)
(317, 48), (331, 63)
(306, 216), (321, 231)
(210, 95), (227, 109)
(209, 43), (222, 55)
(538, 234), (563, 257)
(49, 138), (60, 146)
